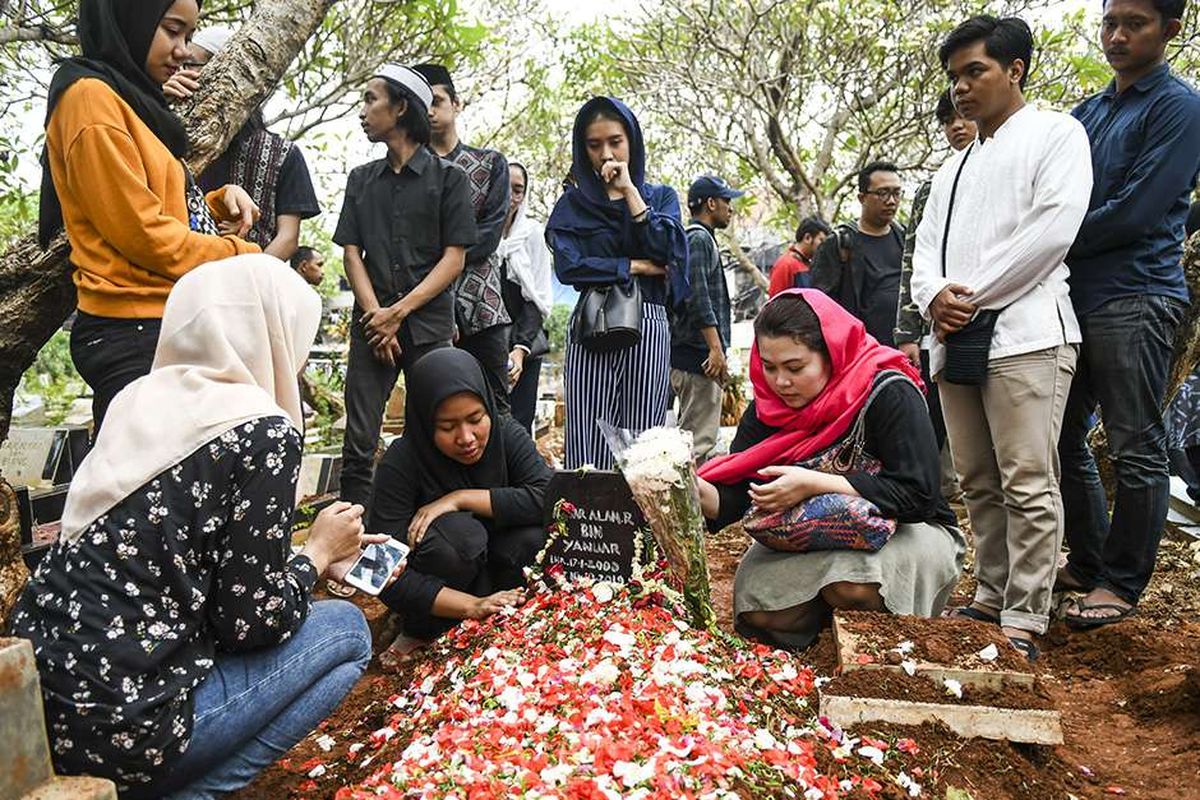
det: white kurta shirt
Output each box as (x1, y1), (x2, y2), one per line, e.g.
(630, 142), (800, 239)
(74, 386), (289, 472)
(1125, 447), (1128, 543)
(911, 104), (1093, 376)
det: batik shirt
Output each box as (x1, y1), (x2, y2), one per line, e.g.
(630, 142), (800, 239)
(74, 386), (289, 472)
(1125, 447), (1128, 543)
(9, 417), (315, 797)
(444, 141), (512, 336)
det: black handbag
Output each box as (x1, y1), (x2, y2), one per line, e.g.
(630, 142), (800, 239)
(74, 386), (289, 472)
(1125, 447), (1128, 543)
(939, 144), (1006, 386)
(571, 279), (643, 352)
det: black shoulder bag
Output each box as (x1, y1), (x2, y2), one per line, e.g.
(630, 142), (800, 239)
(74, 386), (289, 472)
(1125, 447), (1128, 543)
(940, 145), (1003, 386)
(571, 279), (643, 352)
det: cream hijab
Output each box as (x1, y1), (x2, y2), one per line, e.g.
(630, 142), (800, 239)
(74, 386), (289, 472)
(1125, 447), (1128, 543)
(496, 164), (553, 319)
(61, 254), (321, 543)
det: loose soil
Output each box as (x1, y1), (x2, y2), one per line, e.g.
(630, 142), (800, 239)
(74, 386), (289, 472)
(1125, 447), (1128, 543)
(824, 668), (1055, 710)
(234, 442), (1200, 800)
(836, 608), (1032, 674)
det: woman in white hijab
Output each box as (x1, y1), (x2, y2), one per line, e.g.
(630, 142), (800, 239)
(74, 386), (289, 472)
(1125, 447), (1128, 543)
(498, 161), (554, 433)
(11, 255), (377, 799)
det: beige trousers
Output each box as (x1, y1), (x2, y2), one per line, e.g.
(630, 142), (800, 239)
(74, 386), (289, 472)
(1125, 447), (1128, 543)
(938, 344), (1076, 634)
(670, 368), (722, 461)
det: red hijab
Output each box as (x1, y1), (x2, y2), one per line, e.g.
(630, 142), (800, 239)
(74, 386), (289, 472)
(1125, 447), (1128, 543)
(699, 289), (923, 484)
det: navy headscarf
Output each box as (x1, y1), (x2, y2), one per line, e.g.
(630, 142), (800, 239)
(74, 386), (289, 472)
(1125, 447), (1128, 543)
(39, 0), (193, 248)
(547, 96), (689, 305)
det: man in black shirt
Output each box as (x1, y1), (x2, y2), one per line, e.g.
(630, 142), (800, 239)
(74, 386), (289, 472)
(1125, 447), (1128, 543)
(169, 26), (321, 260)
(414, 64), (513, 412)
(334, 64), (478, 506)
(810, 161), (905, 346)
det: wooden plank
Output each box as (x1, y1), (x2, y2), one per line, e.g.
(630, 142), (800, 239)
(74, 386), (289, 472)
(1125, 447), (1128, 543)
(833, 615), (1035, 689)
(819, 691), (1063, 746)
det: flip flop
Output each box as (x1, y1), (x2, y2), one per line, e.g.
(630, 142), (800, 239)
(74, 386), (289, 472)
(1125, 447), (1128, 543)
(1064, 600), (1137, 630)
(1007, 635), (1039, 662)
(946, 606), (1001, 625)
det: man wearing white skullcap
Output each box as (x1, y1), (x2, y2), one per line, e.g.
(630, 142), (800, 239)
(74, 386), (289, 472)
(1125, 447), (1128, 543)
(332, 65), (479, 507)
(162, 24), (321, 259)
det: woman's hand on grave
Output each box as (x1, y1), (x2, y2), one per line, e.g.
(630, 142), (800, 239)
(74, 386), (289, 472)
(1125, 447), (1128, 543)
(467, 589), (525, 619)
(303, 501), (366, 576)
(219, 185), (260, 238)
(407, 493), (461, 548)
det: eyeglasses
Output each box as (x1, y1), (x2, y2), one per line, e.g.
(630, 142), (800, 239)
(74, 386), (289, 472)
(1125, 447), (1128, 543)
(863, 188), (903, 201)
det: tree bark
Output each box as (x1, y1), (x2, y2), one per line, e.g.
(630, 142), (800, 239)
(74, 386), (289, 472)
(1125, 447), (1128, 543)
(0, 0), (334, 449)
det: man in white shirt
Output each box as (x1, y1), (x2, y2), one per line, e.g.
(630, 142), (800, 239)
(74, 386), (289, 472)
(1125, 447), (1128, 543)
(911, 15), (1093, 660)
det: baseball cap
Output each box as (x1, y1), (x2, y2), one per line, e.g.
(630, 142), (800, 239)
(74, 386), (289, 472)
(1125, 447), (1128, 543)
(687, 175), (745, 208)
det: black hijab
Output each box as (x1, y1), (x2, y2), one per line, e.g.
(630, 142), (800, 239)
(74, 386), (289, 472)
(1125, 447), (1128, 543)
(38, 0), (194, 248)
(405, 348), (511, 498)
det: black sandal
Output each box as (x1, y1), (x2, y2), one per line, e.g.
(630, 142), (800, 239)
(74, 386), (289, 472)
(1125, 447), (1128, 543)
(1007, 635), (1039, 661)
(946, 605), (1000, 625)
(1065, 600), (1137, 630)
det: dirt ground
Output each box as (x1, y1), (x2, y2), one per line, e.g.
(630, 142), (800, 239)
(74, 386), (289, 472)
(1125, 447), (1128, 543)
(233, 496), (1200, 800)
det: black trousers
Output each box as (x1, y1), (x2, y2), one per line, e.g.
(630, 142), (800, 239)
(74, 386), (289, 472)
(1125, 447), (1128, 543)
(69, 312), (162, 435)
(458, 325), (512, 415)
(509, 355), (542, 433)
(379, 511), (545, 640)
(340, 321), (449, 507)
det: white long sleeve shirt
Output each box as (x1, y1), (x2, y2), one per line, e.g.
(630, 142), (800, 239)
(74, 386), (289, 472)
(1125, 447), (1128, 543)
(911, 105), (1093, 376)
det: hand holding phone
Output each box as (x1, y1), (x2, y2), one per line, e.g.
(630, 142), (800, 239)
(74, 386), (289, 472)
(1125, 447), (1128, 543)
(338, 537), (410, 596)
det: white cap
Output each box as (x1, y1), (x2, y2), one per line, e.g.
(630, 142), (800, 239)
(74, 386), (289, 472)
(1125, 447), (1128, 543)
(372, 64), (433, 111)
(191, 25), (235, 57)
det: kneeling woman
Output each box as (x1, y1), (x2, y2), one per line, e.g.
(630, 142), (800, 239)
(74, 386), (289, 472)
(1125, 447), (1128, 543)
(371, 348), (554, 639)
(697, 290), (964, 650)
(10, 257), (375, 798)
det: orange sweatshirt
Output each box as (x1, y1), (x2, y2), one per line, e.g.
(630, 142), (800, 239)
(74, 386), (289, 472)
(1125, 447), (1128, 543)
(45, 78), (260, 318)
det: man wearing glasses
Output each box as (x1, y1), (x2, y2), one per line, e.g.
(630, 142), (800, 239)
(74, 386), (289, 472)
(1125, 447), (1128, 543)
(811, 161), (905, 346)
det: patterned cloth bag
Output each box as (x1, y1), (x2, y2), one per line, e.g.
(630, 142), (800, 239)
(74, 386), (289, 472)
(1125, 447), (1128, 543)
(741, 373), (907, 553)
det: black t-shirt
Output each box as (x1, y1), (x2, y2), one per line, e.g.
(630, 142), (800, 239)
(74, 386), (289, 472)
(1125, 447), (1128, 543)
(334, 148), (478, 346)
(855, 230), (903, 346)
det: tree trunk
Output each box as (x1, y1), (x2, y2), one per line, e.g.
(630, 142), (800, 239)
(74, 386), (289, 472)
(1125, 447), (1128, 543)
(0, 0), (334, 449)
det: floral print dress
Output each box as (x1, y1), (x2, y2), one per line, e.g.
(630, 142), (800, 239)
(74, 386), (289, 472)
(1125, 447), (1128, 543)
(9, 417), (316, 796)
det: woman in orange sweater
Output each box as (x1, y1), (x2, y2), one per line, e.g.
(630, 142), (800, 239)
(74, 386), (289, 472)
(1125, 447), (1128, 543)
(38, 0), (261, 432)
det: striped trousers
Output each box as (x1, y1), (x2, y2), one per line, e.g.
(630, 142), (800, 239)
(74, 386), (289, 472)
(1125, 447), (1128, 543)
(564, 302), (671, 470)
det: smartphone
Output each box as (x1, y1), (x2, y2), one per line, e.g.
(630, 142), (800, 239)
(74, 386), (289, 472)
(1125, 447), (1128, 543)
(342, 539), (410, 595)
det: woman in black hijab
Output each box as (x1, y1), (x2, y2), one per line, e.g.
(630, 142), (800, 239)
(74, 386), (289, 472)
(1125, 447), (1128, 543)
(40, 0), (260, 433)
(370, 348), (554, 640)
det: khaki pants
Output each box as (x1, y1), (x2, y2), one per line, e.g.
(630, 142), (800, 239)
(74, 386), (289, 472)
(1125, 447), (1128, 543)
(670, 368), (722, 461)
(939, 345), (1076, 634)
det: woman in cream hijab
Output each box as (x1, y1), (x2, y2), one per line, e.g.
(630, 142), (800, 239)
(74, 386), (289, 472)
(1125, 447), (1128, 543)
(11, 255), (377, 799)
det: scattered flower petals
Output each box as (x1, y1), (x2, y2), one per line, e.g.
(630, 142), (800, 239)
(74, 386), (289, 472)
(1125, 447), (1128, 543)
(943, 678), (963, 699)
(977, 643), (999, 662)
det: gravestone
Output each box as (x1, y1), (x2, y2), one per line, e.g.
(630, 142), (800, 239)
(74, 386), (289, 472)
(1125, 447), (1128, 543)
(541, 470), (648, 584)
(0, 428), (90, 490)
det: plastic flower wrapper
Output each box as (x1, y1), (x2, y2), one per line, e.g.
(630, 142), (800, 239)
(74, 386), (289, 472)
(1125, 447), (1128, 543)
(600, 420), (717, 631)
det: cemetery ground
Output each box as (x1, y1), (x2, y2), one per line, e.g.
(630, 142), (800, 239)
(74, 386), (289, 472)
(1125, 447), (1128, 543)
(232, 511), (1200, 800)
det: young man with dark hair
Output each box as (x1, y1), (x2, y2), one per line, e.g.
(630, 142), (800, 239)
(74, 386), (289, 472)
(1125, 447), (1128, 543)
(911, 15), (1093, 659)
(290, 245), (324, 287)
(413, 63), (514, 412)
(1057, 0), (1200, 629)
(810, 161), (904, 346)
(334, 65), (478, 506)
(670, 175), (743, 462)
(768, 215), (833, 296)
(166, 26), (321, 261)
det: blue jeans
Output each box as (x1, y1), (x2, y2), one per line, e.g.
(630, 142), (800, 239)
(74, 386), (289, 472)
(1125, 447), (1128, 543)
(1057, 294), (1186, 604)
(158, 600), (372, 799)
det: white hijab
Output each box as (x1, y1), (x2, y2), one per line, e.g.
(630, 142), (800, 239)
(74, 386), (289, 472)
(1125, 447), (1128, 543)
(61, 254), (321, 543)
(495, 168), (553, 319)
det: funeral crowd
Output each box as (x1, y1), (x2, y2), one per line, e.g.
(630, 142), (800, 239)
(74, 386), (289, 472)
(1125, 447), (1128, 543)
(3, 0), (1199, 795)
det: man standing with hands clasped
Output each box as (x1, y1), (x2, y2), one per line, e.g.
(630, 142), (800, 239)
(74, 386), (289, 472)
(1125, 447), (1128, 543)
(334, 64), (478, 507)
(911, 16), (1092, 660)
(670, 175), (742, 463)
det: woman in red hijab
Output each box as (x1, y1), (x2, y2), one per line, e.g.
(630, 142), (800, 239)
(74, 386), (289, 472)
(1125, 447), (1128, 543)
(697, 290), (964, 650)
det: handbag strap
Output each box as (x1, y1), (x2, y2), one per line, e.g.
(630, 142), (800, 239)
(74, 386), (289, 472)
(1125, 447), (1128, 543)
(940, 143), (973, 279)
(828, 371), (916, 471)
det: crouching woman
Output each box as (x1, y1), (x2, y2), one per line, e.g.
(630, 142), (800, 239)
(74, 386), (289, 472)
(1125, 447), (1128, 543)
(9, 256), (378, 798)
(697, 289), (965, 650)
(371, 348), (554, 640)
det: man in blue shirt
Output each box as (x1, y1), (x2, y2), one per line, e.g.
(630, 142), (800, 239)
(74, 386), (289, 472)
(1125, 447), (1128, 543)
(1058, 0), (1200, 628)
(669, 175), (742, 463)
